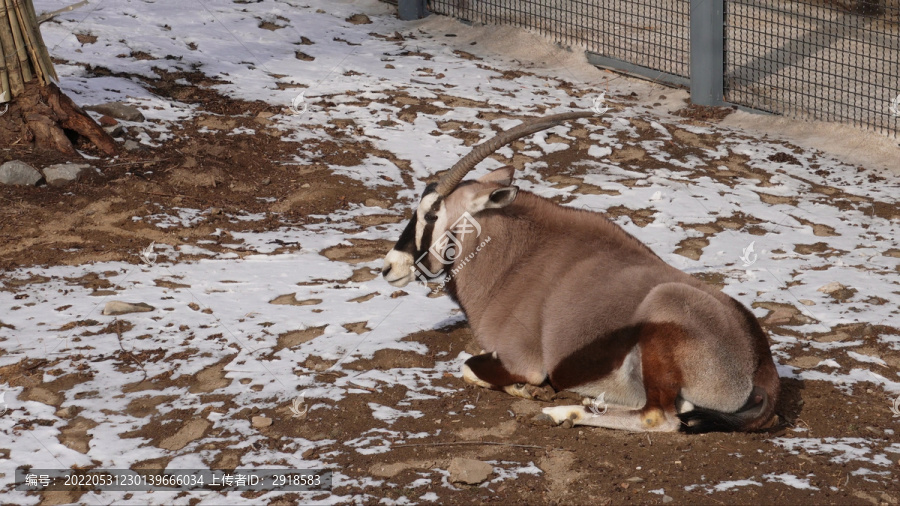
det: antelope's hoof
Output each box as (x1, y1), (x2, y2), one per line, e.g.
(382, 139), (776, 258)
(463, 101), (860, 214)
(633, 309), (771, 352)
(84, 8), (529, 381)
(503, 383), (534, 399)
(541, 405), (585, 427)
(528, 384), (556, 402)
(641, 408), (665, 429)
(504, 383), (555, 401)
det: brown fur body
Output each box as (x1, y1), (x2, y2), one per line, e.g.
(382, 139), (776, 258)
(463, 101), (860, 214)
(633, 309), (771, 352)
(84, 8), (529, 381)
(435, 181), (779, 432)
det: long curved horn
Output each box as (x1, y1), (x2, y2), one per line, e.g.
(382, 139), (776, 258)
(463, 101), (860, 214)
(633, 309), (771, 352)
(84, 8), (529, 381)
(433, 110), (597, 196)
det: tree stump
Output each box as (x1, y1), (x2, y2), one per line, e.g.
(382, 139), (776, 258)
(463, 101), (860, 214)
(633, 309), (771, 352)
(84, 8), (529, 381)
(0, 82), (118, 156)
(0, 0), (116, 156)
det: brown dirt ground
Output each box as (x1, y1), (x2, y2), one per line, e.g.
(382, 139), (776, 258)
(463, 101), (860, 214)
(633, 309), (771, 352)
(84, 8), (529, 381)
(2, 70), (899, 505)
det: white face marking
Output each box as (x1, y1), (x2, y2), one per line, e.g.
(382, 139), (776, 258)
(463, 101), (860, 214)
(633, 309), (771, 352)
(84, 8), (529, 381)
(415, 193), (441, 251)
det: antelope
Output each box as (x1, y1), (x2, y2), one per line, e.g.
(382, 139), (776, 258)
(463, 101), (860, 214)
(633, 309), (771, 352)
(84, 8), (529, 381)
(382, 111), (780, 433)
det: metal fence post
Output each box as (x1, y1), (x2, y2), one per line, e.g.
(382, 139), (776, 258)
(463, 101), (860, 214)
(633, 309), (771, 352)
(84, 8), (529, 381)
(690, 0), (725, 106)
(398, 0), (427, 20)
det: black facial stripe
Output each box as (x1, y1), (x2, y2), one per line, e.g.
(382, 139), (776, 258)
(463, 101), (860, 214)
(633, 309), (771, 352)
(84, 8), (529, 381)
(390, 188), (447, 280)
(393, 214), (418, 256)
(414, 220), (447, 280)
(419, 221), (434, 258)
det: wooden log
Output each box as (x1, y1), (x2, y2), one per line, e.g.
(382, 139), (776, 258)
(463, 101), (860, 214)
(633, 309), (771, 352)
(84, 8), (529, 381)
(9, 0), (39, 83)
(37, 0), (87, 25)
(0, 31), (11, 101)
(22, 0), (54, 81)
(0, 0), (24, 95)
(1, 69), (10, 102)
(9, 0), (34, 82)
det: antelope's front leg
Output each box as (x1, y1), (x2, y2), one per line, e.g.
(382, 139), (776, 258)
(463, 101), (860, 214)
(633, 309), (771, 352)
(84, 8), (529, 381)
(462, 352), (554, 401)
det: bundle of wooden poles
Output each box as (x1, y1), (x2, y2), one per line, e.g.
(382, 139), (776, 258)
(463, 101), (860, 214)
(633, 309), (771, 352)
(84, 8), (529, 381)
(0, 0), (57, 104)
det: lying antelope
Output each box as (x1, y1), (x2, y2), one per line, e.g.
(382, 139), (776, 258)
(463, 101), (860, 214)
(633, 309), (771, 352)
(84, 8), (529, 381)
(382, 111), (779, 433)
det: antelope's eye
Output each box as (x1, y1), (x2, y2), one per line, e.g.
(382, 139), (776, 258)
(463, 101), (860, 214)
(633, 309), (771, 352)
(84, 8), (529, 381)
(424, 213), (438, 223)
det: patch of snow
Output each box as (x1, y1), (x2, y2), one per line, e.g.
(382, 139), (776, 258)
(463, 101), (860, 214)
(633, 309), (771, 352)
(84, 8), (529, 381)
(764, 473), (819, 490)
(772, 437), (893, 467)
(369, 403), (425, 425)
(847, 351), (887, 366)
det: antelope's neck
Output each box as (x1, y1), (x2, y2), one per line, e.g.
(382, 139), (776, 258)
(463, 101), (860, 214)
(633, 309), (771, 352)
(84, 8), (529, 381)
(445, 206), (539, 320)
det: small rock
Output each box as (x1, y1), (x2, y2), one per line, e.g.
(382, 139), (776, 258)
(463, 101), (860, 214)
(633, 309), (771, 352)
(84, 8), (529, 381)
(85, 102), (145, 122)
(662, 496), (674, 504)
(346, 13), (371, 25)
(816, 281), (845, 294)
(626, 476), (644, 483)
(794, 313), (816, 325)
(102, 301), (155, 315)
(817, 282), (856, 301)
(799, 299), (816, 306)
(104, 124), (125, 137)
(448, 458), (493, 485)
(123, 140), (141, 151)
(301, 183), (311, 188)
(43, 163), (90, 187)
(252, 415), (273, 428)
(0, 160), (42, 186)
(97, 115), (118, 126)
(56, 405), (80, 419)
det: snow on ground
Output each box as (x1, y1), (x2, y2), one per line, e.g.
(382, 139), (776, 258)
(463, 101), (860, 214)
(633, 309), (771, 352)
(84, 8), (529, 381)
(0, 0), (898, 503)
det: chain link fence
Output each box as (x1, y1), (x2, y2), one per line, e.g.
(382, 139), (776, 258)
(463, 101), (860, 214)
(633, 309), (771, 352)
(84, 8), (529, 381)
(397, 0), (900, 137)
(726, 0), (900, 136)
(428, 0), (691, 80)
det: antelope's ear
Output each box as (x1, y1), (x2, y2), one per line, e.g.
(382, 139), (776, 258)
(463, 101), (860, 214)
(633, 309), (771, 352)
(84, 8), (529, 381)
(468, 186), (518, 213)
(476, 166), (515, 186)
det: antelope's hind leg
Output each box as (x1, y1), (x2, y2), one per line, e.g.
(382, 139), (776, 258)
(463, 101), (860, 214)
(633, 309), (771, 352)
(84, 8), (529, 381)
(462, 352), (554, 401)
(539, 405), (680, 432)
(538, 318), (691, 432)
